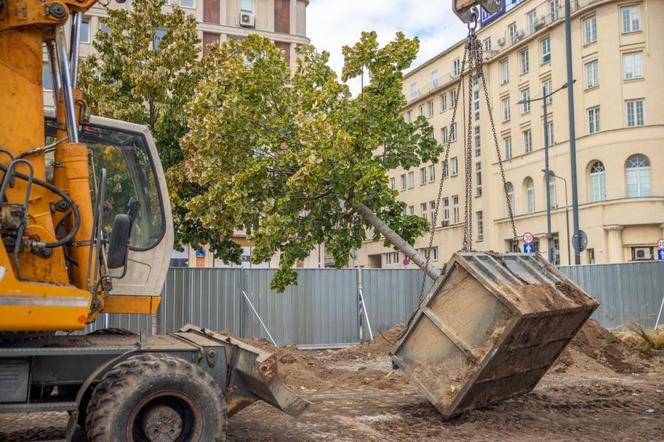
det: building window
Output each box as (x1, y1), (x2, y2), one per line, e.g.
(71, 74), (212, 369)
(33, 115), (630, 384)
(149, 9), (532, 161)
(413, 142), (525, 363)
(623, 52), (643, 80)
(549, 0), (559, 21)
(179, 0), (195, 8)
(419, 104), (424, 117)
(452, 195), (460, 224)
(421, 203), (428, 221)
(589, 160), (607, 202)
(400, 174), (406, 191)
(621, 5), (641, 33)
(587, 248), (596, 264)
(502, 97), (511, 121)
(240, 0), (253, 12)
(520, 48), (529, 74)
(429, 201), (437, 225)
(501, 60), (509, 84)
(431, 69), (439, 88)
(474, 126), (481, 156)
(442, 160), (448, 178)
(475, 161), (482, 196)
(588, 106), (600, 134)
(452, 58), (461, 76)
(450, 122), (458, 142)
(407, 171), (415, 189)
(542, 79), (552, 105)
(410, 83), (418, 100)
(626, 154), (651, 197)
(426, 99), (434, 118)
(440, 94), (447, 112)
(389, 177), (396, 190)
(441, 127), (448, 144)
(428, 164), (436, 183)
(406, 111), (412, 123)
(420, 167), (427, 186)
(98, 21), (110, 35)
(473, 89), (480, 121)
(408, 205), (415, 215)
(525, 177), (536, 213)
(508, 22), (518, 45)
(546, 121), (554, 146)
(506, 182), (515, 215)
(152, 29), (167, 50)
(626, 99), (645, 127)
(42, 63), (53, 91)
(583, 15), (597, 45)
(477, 211), (484, 242)
(585, 60), (599, 89)
(527, 10), (537, 34)
(523, 129), (533, 153)
(384, 251), (400, 265)
(547, 173), (557, 208)
(541, 36), (551, 64)
(521, 89), (531, 113)
(442, 198), (450, 225)
(450, 89), (458, 107)
(451, 157), (459, 177)
(483, 37), (492, 52)
(504, 136), (512, 160)
(80, 17), (91, 44)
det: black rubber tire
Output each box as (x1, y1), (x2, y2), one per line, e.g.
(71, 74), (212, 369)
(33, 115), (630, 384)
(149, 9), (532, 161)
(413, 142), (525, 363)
(87, 328), (136, 336)
(85, 353), (227, 442)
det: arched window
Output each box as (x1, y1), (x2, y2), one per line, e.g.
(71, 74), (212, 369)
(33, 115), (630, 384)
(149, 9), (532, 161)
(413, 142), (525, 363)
(589, 161), (607, 202)
(506, 182), (515, 215)
(524, 177), (535, 213)
(626, 155), (651, 197)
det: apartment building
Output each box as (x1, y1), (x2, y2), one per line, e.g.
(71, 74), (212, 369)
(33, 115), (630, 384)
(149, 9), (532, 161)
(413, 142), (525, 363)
(44, 0), (309, 103)
(358, 0), (663, 269)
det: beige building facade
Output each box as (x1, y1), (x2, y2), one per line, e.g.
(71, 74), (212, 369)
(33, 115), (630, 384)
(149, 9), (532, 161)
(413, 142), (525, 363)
(358, 0), (664, 270)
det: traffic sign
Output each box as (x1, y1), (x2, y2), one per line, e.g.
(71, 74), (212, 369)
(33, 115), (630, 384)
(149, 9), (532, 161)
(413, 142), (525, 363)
(572, 230), (588, 253)
(658, 249), (664, 261)
(658, 239), (664, 250)
(523, 243), (535, 254)
(523, 232), (534, 245)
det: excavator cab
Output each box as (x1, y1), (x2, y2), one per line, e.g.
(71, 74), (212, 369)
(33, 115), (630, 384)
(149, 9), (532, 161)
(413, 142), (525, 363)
(45, 113), (174, 313)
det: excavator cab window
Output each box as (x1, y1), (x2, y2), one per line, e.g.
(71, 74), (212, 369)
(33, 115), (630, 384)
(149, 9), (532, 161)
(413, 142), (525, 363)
(45, 119), (166, 251)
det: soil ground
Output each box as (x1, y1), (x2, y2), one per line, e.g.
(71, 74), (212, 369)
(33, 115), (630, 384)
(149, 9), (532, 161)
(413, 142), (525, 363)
(1, 321), (663, 441)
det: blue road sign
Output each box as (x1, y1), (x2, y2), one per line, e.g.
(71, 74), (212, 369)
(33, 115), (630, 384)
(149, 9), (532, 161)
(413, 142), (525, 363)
(523, 243), (535, 254)
(658, 248), (664, 261)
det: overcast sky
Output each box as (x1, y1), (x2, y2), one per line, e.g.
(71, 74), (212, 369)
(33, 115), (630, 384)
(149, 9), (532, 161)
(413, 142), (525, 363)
(307, 0), (468, 94)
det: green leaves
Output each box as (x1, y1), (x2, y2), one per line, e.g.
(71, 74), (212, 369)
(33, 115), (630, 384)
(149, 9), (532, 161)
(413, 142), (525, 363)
(183, 34), (440, 291)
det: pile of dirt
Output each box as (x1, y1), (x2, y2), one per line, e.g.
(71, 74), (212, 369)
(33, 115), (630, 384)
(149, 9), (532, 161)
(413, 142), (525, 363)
(555, 319), (651, 374)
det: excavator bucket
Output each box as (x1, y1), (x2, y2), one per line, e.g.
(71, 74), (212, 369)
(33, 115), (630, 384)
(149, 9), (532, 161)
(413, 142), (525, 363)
(177, 326), (309, 417)
(391, 252), (598, 419)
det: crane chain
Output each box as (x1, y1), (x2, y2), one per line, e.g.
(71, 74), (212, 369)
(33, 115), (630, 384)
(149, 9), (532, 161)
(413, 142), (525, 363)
(418, 32), (470, 298)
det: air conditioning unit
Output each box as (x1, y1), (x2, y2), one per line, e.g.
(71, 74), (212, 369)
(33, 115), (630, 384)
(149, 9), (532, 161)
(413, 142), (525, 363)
(497, 37), (506, 47)
(633, 247), (653, 261)
(239, 11), (255, 28)
(535, 16), (547, 29)
(442, 220), (450, 227)
(516, 30), (525, 40)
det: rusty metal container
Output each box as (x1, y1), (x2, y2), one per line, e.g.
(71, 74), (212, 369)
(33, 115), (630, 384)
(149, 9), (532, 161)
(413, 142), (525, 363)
(391, 252), (599, 418)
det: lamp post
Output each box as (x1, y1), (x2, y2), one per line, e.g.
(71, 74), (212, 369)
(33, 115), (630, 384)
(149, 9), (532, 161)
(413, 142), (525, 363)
(517, 82), (570, 264)
(543, 170), (571, 266)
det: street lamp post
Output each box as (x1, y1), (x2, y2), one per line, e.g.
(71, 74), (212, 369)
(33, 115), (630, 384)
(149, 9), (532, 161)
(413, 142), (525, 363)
(517, 82), (570, 264)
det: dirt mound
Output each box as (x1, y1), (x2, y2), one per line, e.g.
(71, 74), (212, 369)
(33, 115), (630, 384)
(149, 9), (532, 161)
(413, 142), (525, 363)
(555, 320), (650, 374)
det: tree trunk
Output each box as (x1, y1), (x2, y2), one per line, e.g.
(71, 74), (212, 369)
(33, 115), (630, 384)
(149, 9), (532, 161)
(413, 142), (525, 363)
(355, 204), (442, 280)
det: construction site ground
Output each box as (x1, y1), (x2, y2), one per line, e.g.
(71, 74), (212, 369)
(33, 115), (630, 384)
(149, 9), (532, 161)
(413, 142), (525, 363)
(1, 321), (663, 441)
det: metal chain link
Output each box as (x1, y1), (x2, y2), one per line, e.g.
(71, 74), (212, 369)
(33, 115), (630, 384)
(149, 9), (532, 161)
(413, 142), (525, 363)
(461, 32), (479, 251)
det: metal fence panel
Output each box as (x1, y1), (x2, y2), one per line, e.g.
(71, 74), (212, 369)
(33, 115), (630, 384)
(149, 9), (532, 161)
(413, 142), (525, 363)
(361, 269), (432, 336)
(241, 269), (358, 346)
(560, 262), (664, 330)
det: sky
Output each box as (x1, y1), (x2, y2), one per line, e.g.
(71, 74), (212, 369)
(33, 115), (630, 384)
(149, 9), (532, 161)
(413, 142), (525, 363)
(307, 0), (468, 94)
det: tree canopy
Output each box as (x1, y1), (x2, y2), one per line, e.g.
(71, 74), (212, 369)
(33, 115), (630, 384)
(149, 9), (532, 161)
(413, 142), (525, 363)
(178, 32), (441, 290)
(79, 0), (242, 262)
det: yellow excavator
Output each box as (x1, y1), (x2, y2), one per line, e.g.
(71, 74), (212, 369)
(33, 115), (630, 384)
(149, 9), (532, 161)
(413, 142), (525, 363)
(0, 0), (598, 439)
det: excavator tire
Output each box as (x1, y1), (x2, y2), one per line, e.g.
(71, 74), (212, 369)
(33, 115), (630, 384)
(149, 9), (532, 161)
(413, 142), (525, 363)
(85, 353), (227, 442)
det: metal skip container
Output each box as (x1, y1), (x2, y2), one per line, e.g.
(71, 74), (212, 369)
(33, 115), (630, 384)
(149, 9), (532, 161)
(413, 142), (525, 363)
(391, 252), (599, 418)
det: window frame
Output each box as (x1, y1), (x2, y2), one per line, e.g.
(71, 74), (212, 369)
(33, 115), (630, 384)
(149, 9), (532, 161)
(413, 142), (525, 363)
(621, 5), (642, 34)
(623, 52), (644, 80)
(585, 59), (599, 89)
(587, 106), (600, 134)
(625, 99), (645, 127)
(540, 36), (551, 64)
(583, 15), (597, 45)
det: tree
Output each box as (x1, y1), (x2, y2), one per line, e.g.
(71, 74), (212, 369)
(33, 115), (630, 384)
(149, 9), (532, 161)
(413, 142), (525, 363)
(79, 0), (241, 261)
(180, 33), (442, 290)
